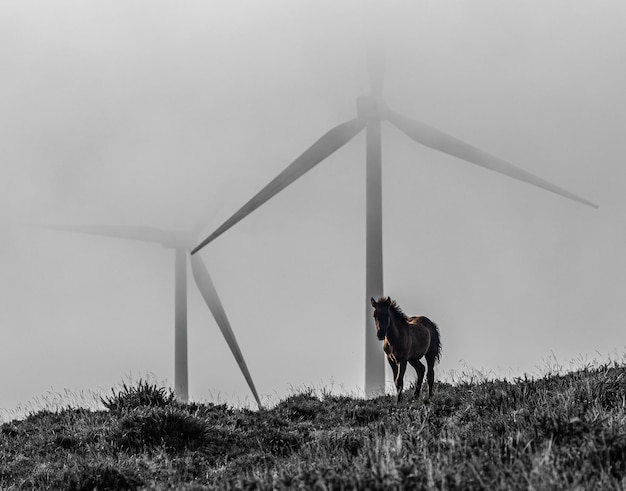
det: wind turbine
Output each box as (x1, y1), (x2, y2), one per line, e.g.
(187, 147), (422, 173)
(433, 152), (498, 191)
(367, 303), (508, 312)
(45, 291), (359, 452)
(37, 222), (262, 408)
(191, 42), (597, 397)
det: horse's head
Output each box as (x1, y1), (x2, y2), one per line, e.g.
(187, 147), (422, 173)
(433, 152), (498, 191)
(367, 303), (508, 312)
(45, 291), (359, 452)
(371, 296), (393, 340)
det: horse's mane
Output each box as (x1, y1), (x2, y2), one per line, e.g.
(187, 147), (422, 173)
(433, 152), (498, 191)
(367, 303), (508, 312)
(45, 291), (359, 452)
(376, 296), (409, 323)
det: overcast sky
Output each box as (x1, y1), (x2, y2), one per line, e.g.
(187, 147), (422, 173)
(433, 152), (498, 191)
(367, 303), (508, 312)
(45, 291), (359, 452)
(1, 1), (624, 418)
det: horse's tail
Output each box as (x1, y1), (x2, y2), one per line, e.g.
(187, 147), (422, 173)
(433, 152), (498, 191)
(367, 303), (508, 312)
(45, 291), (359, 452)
(424, 318), (442, 364)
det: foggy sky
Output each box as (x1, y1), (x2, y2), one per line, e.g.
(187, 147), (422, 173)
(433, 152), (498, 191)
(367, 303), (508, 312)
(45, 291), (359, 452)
(2, 1), (625, 419)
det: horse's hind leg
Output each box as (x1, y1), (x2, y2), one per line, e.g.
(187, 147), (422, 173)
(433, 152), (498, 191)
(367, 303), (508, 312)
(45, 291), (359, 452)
(409, 359), (426, 400)
(425, 355), (436, 398)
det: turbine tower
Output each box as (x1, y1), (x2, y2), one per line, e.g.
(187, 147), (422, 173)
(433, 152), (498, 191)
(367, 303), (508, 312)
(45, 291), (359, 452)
(38, 223), (262, 408)
(192, 41), (597, 397)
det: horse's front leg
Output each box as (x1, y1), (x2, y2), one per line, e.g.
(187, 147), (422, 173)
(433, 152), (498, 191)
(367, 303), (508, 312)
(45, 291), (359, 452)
(395, 361), (408, 401)
(386, 356), (399, 398)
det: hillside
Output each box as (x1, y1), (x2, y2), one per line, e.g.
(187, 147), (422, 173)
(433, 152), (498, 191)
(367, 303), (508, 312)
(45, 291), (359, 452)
(1, 364), (625, 490)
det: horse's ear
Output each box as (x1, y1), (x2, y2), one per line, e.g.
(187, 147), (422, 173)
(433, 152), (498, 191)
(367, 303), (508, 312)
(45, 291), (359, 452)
(385, 296), (392, 306)
(370, 297), (377, 308)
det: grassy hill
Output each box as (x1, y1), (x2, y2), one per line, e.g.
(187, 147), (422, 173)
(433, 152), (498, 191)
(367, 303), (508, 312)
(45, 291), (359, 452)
(1, 363), (625, 490)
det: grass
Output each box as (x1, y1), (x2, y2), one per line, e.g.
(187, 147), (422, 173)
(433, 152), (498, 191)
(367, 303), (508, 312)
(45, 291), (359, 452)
(1, 363), (626, 490)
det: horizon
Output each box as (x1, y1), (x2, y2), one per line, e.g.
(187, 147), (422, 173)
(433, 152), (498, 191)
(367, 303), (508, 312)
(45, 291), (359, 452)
(2, 351), (622, 423)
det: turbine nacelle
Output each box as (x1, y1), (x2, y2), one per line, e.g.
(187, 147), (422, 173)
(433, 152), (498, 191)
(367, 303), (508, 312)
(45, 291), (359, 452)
(357, 96), (388, 121)
(161, 231), (198, 251)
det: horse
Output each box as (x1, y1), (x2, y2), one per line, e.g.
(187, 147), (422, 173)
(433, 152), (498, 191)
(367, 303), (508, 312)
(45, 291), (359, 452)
(370, 296), (442, 401)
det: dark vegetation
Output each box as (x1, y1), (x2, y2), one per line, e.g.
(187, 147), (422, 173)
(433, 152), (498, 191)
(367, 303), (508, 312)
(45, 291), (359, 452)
(1, 364), (626, 489)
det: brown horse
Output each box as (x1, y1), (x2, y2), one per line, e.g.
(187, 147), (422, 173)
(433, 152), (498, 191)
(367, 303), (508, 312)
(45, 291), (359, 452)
(370, 296), (441, 401)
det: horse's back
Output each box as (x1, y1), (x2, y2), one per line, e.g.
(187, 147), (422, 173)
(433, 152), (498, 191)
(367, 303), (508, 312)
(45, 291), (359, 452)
(408, 316), (436, 330)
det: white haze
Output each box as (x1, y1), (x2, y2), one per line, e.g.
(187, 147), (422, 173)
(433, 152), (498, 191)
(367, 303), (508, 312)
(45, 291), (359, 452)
(1, 1), (625, 418)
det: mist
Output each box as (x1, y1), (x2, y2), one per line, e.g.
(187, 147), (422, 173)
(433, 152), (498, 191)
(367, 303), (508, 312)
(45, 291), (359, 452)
(1, 1), (625, 418)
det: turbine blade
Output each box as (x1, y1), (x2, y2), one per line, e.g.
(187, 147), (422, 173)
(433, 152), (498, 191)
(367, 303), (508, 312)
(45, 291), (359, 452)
(189, 254), (263, 409)
(387, 110), (598, 208)
(191, 117), (366, 254)
(33, 224), (178, 245)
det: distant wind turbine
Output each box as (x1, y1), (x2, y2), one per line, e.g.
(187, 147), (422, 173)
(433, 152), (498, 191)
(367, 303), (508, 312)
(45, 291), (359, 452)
(37, 222), (262, 408)
(192, 44), (597, 397)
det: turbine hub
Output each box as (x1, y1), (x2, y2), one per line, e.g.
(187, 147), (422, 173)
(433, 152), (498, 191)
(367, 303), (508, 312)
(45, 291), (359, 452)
(160, 231), (196, 250)
(357, 96), (387, 121)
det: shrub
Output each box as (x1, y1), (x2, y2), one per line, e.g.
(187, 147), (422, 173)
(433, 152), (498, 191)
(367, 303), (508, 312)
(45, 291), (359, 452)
(101, 380), (175, 412)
